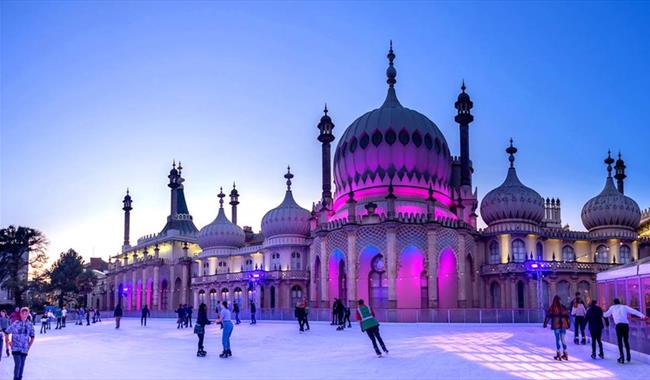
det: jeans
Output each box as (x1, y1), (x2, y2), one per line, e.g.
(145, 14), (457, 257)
(222, 321), (233, 351)
(250, 312), (256, 324)
(197, 333), (205, 351)
(553, 329), (567, 351)
(365, 326), (387, 355)
(12, 352), (27, 380)
(590, 329), (603, 355)
(235, 312), (241, 324)
(574, 316), (585, 338)
(615, 323), (630, 359)
(141, 316), (147, 326)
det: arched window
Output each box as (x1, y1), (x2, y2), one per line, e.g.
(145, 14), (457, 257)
(221, 287), (229, 301)
(490, 282), (501, 308)
(562, 245), (575, 262)
(511, 239), (526, 263)
(291, 252), (301, 270)
(489, 241), (500, 264)
(272, 252), (281, 271)
(233, 287), (242, 306)
(290, 285), (303, 306)
(557, 280), (570, 305)
(218, 261), (228, 273)
(245, 259), (253, 271)
(596, 245), (609, 263)
(619, 245), (631, 264)
(369, 255), (388, 309)
(198, 289), (206, 304)
(209, 289), (217, 312)
(536, 242), (544, 261)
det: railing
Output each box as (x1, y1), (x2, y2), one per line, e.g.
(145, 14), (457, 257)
(191, 270), (310, 285)
(481, 261), (618, 275)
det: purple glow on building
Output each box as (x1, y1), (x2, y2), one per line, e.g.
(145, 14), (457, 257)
(396, 246), (425, 308)
(437, 249), (458, 309)
(328, 249), (345, 300)
(357, 246), (381, 303)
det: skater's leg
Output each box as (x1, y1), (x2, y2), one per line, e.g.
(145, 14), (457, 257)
(590, 330), (597, 355)
(615, 323), (625, 359)
(375, 328), (388, 352)
(621, 324), (631, 360)
(553, 329), (562, 351)
(559, 330), (567, 351)
(198, 333), (205, 351)
(366, 326), (382, 355)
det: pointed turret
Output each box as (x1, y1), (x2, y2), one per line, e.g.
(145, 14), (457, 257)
(161, 160), (198, 235)
(455, 81), (474, 187)
(229, 182), (240, 225)
(317, 104), (335, 208)
(122, 188), (133, 248)
(614, 152), (626, 194)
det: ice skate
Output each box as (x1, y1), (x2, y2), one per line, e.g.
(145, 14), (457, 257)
(561, 351), (568, 361)
(598, 352), (604, 359)
(626, 353), (631, 362)
(219, 351), (227, 358)
(617, 357), (625, 364)
(591, 353), (596, 359)
(581, 338), (586, 345)
(553, 352), (562, 360)
(376, 353), (383, 358)
(573, 337), (579, 344)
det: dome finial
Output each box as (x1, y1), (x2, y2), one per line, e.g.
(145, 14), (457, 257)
(386, 40), (396, 88)
(284, 166), (294, 191)
(604, 150), (614, 178)
(324, 103), (328, 115)
(506, 138), (518, 168)
(461, 79), (466, 93)
(218, 186), (225, 208)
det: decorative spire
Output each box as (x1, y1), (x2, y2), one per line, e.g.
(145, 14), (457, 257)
(218, 186), (225, 209)
(386, 40), (396, 88)
(604, 150), (614, 178)
(506, 138), (517, 168)
(461, 79), (466, 93)
(614, 151), (626, 194)
(284, 166), (294, 191)
(386, 178), (396, 200)
(177, 161), (183, 175)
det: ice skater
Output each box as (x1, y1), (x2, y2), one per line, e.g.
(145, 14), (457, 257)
(331, 299), (337, 325)
(303, 299), (310, 331)
(543, 295), (570, 361)
(233, 302), (241, 325)
(215, 301), (233, 358)
(344, 305), (352, 328)
(355, 299), (388, 357)
(61, 306), (67, 327)
(5, 307), (36, 380)
(603, 298), (647, 363)
(0, 309), (10, 360)
(584, 300), (606, 359)
(39, 312), (47, 334)
(249, 300), (256, 325)
(86, 308), (91, 326)
(186, 304), (193, 327)
(176, 304), (186, 329)
(54, 308), (62, 330)
(141, 305), (151, 326)
(195, 303), (211, 357)
(94, 308), (101, 323)
(294, 301), (307, 332)
(570, 292), (587, 344)
(114, 302), (123, 329)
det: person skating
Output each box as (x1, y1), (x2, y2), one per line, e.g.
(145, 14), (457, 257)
(233, 302), (241, 325)
(86, 308), (91, 326)
(215, 301), (234, 358)
(94, 309), (101, 323)
(195, 303), (211, 357)
(141, 305), (151, 326)
(76, 307), (84, 326)
(186, 304), (193, 328)
(4, 307), (35, 380)
(355, 299), (388, 358)
(175, 304), (185, 329)
(331, 299), (338, 325)
(294, 301), (307, 332)
(113, 303), (123, 329)
(543, 295), (570, 361)
(570, 293), (587, 345)
(46, 310), (53, 330)
(303, 299), (310, 331)
(249, 300), (256, 325)
(344, 305), (352, 328)
(39, 312), (47, 334)
(603, 298), (648, 363)
(54, 308), (62, 330)
(61, 306), (67, 327)
(336, 299), (345, 327)
(0, 310), (10, 360)
(584, 300), (606, 359)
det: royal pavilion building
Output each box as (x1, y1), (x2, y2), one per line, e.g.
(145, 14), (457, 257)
(104, 44), (649, 321)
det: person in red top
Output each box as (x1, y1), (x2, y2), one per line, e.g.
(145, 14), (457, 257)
(9, 308), (20, 323)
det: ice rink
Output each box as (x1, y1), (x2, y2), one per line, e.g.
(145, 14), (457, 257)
(1, 318), (648, 380)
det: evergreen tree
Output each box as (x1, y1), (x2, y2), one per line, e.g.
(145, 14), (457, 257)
(0, 225), (49, 306)
(49, 249), (88, 307)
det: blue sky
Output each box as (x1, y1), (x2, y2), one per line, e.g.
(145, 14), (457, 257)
(2, 1), (649, 261)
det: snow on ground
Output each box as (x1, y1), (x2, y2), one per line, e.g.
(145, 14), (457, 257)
(1, 318), (648, 380)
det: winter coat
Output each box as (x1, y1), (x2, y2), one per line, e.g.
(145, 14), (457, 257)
(233, 304), (240, 313)
(141, 307), (150, 318)
(114, 305), (123, 317)
(355, 305), (379, 332)
(294, 306), (306, 319)
(196, 309), (210, 327)
(544, 306), (570, 330)
(250, 302), (256, 313)
(584, 305), (605, 332)
(0, 316), (10, 331)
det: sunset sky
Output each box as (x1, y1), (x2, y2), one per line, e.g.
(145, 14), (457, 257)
(2, 1), (649, 263)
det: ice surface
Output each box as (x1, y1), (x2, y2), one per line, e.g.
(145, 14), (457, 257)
(1, 318), (648, 380)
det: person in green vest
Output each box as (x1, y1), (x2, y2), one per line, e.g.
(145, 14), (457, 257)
(355, 299), (388, 357)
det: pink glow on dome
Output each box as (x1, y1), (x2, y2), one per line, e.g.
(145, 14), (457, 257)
(332, 185), (452, 212)
(437, 249), (458, 309)
(396, 204), (425, 215)
(396, 246), (425, 308)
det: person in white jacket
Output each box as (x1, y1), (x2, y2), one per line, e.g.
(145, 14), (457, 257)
(570, 293), (587, 345)
(603, 298), (648, 363)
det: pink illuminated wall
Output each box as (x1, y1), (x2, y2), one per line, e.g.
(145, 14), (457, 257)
(328, 250), (345, 301)
(437, 248), (458, 309)
(396, 246), (425, 309)
(136, 280), (142, 310)
(313, 256), (322, 305)
(357, 246), (381, 304)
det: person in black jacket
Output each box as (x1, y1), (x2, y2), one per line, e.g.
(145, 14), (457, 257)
(294, 301), (307, 332)
(195, 303), (211, 357)
(113, 303), (123, 329)
(141, 305), (151, 326)
(585, 300), (606, 359)
(233, 302), (241, 325)
(249, 301), (257, 325)
(176, 304), (186, 329)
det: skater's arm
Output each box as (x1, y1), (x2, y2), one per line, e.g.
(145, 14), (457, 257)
(602, 306), (612, 318)
(624, 306), (646, 319)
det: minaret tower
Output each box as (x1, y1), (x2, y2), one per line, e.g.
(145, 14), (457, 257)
(122, 188), (133, 250)
(317, 104), (335, 208)
(229, 182), (240, 225)
(168, 160), (182, 217)
(614, 152), (626, 194)
(455, 81), (474, 187)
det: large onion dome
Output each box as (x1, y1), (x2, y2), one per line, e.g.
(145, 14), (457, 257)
(581, 152), (641, 232)
(261, 167), (311, 238)
(332, 42), (452, 211)
(480, 140), (545, 226)
(198, 188), (245, 249)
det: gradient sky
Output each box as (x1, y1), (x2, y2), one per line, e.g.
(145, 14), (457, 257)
(2, 1), (649, 263)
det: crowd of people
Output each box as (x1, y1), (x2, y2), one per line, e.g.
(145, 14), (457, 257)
(543, 292), (648, 364)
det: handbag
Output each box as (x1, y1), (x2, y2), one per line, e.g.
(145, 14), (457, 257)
(194, 324), (204, 335)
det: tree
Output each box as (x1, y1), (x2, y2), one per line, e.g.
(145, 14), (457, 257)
(76, 269), (98, 307)
(0, 225), (48, 306)
(48, 249), (86, 307)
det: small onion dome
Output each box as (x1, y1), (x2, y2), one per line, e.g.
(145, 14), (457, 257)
(198, 188), (245, 249)
(261, 167), (311, 238)
(581, 152), (640, 232)
(480, 140), (544, 226)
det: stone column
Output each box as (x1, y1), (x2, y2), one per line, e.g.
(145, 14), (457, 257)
(457, 234), (467, 308)
(131, 270), (137, 310)
(153, 266), (160, 310)
(114, 282), (119, 308)
(386, 224), (397, 308)
(320, 238), (329, 308)
(141, 268), (147, 308)
(426, 227), (438, 308)
(193, 289), (199, 309)
(169, 265), (176, 309)
(196, 259), (203, 277)
(181, 263), (189, 304)
(499, 234), (510, 263)
(208, 258), (217, 276)
(346, 227), (357, 307)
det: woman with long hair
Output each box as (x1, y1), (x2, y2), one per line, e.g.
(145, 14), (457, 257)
(543, 295), (571, 360)
(194, 303), (211, 357)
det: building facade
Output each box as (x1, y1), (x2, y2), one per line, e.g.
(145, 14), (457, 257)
(105, 45), (649, 320)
